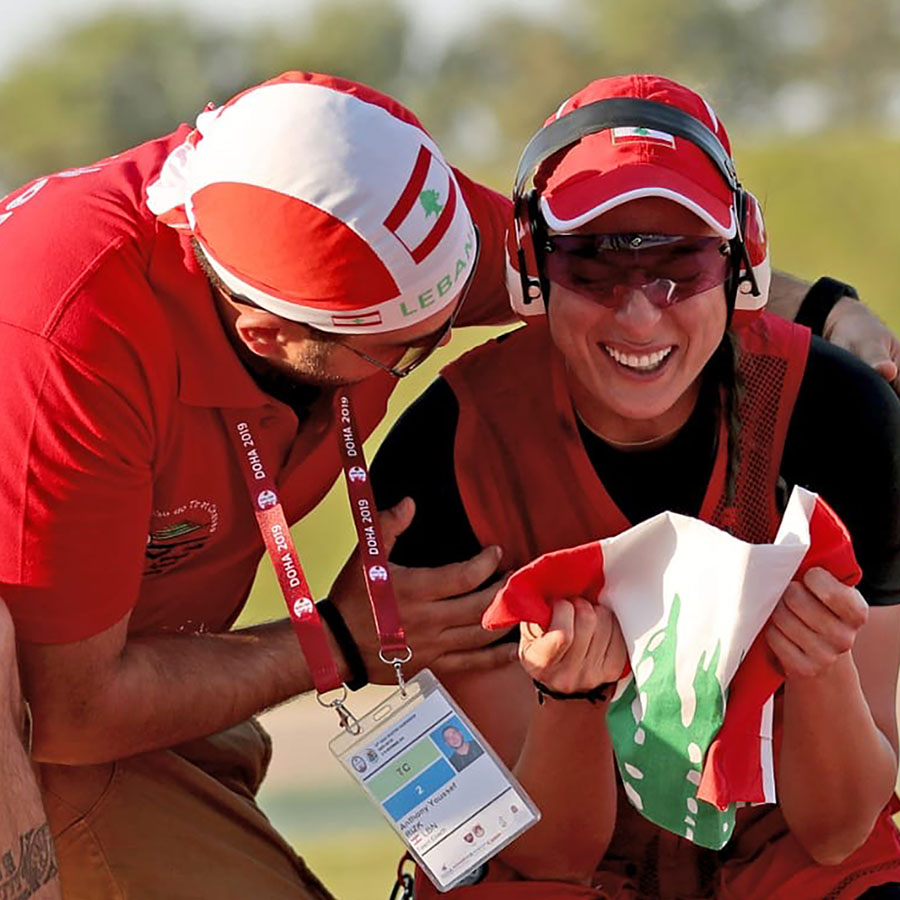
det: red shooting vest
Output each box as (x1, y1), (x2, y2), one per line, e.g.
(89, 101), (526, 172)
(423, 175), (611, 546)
(422, 315), (900, 900)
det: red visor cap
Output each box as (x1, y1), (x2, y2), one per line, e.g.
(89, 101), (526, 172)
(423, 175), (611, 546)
(537, 74), (736, 237)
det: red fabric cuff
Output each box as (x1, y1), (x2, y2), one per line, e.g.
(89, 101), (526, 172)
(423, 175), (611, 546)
(482, 541), (605, 630)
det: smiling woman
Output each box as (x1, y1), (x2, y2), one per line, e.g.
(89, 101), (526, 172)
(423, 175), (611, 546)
(371, 73), (900, 900)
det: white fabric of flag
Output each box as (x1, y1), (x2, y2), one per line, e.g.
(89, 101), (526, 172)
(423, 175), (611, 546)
(601, 487), (816, 848)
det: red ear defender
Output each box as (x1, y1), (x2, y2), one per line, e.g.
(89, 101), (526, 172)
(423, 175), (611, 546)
(730, 191), (770, 329)
(507, 191), (550, 319)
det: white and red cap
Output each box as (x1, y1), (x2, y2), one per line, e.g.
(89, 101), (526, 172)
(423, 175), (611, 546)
(147, 71), (477, 334)
(537, 74), (737, 238)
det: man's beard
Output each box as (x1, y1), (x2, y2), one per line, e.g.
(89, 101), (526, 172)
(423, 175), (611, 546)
(242, 340), (370, 411)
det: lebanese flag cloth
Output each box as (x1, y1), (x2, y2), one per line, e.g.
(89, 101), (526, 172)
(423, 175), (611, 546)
(483, 487), (861, 850)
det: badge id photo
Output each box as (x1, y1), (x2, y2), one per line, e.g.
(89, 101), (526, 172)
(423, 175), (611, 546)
(329, 669), (540, 892)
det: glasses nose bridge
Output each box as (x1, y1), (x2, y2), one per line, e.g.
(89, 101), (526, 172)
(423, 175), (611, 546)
(613, 282), (665, 325)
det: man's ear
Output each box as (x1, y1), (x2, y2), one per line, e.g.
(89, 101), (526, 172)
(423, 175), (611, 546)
(233, 307), (297, 359)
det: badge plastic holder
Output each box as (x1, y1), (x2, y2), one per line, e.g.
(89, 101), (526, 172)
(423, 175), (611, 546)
(329, 669), (540, 892)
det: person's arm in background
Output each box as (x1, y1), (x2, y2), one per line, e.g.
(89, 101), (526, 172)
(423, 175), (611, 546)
(766, 270), (815, 321)
(768, 270), (900, 390)
(0, 600), (60, 899)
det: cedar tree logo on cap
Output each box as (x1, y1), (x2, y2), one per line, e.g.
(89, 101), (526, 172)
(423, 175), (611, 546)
(146, 71), (477, 335)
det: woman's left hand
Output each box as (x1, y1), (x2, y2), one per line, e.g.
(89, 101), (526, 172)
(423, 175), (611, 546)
(519, 597), (626, 695)
(765, 566), (869, 680)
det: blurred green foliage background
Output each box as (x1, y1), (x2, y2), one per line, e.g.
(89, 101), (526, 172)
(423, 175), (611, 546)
(4, 1), (900, 895)
(3, 0), (899, 318)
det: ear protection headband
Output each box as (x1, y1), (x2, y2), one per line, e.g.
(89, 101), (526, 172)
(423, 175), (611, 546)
(510, 98), (769, 324)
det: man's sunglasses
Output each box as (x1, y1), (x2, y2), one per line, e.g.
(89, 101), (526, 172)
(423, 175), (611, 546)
(543, 233), (731, 309)
(340, 226), (481, 379)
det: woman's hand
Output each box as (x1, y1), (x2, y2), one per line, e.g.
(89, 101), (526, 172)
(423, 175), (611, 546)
(765, 566), (868, 681)
(519, 597), (626, 694)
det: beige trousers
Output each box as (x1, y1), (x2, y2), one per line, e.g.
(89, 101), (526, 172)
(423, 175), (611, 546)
(39, 720), (335, 900)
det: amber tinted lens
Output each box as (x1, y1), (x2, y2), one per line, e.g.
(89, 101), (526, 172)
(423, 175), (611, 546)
(545, 235), (729, 308)
(387, 295), (460, 376)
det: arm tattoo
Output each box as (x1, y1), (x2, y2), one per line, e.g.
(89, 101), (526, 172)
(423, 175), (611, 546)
(0, 825), (58, 899)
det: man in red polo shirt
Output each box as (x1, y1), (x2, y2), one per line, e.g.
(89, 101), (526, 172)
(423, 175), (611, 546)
(0, 70), (897, 899)
(0, 71), (518, 900)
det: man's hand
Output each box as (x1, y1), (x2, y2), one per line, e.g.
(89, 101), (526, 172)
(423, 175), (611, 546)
(329, 498), (516, 681)
(518, 598), (626, 694)
(769, 271), (900, 395)
(765, 567), (869, 681)
(824, 297), (900, 395)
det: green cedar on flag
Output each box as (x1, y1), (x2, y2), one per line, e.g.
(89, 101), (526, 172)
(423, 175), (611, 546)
(419, 189), (444, 218)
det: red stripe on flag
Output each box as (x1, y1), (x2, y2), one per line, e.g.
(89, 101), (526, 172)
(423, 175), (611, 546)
(410, 179), (457, 264)
(383, 145), (431, 232)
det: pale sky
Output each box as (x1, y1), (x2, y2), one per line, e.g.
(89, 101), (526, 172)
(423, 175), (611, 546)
(0, 0), (558, 77)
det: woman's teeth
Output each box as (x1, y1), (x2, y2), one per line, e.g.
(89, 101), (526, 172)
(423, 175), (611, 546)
(603, 345), (673, 371)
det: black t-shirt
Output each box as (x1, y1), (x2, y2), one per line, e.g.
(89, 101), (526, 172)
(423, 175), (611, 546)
(371, 335), (900, 606)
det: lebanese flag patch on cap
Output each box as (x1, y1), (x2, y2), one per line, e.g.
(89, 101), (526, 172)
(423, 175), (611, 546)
(610, 126), (676, 148)
(383, 145), (458, 264)
(331, 311), (383, 328)
(483, 487), (860, 850)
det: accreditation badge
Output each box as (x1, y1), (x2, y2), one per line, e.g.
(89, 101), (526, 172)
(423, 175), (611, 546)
(329, 669), (539, 891)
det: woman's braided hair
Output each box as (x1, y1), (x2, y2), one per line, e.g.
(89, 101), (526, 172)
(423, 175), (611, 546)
(714, 237), (753, 509)
(708, 329), (744, 508)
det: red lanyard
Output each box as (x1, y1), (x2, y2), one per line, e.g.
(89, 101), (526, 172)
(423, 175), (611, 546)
(334, 392), (410, 675)
(223, 391), (411, 721)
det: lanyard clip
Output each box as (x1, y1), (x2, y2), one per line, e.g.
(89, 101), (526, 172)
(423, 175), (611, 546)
(379, 647), (413, 697)
(335, 699), (361, 736)
(393, 659), (407, 696)
(317, 685), (361, 735)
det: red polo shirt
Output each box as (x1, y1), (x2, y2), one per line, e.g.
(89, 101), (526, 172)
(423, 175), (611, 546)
(0, 128), (511, 644)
